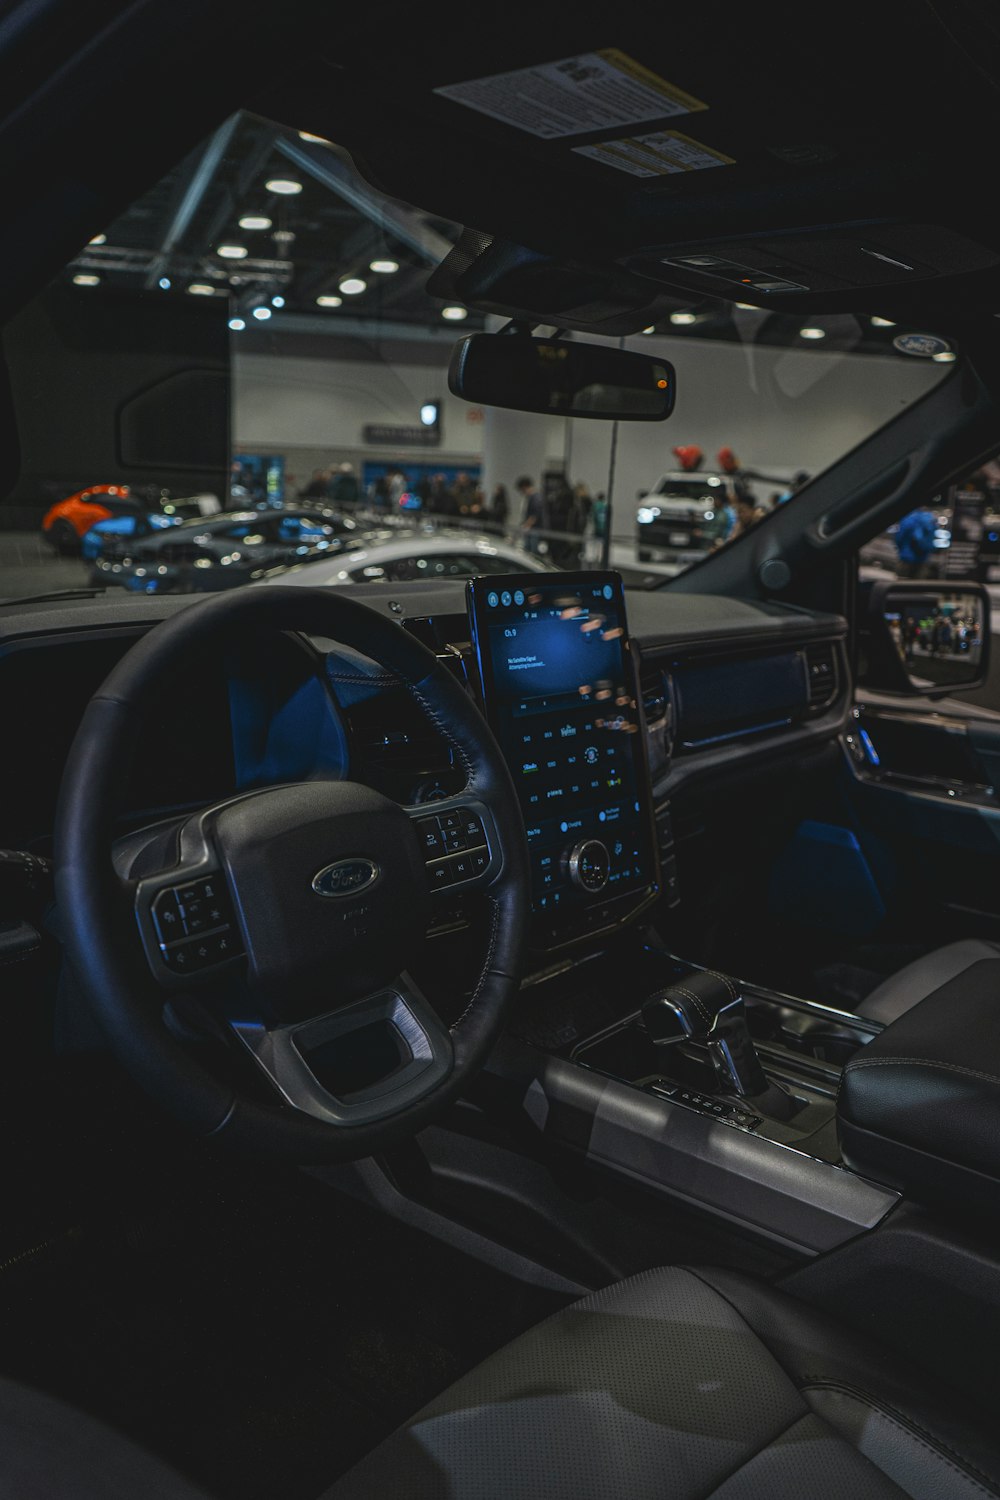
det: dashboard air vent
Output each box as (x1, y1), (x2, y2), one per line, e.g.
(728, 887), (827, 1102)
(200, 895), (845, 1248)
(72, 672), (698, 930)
(640, 662), (670, 727)
(805, 642), (838, 709)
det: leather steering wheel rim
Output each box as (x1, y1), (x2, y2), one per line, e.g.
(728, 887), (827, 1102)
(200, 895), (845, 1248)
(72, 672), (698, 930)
(54, 586), (530, 1162)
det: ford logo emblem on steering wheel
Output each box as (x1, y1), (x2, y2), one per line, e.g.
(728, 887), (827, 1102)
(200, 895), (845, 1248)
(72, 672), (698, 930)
(312, 858), (380, 898)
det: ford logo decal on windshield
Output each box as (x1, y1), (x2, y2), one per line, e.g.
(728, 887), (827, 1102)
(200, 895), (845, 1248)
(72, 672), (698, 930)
(312, 858), (380, 898)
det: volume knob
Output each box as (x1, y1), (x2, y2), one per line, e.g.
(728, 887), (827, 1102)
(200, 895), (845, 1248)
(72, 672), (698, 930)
(568, 839), (610, 892)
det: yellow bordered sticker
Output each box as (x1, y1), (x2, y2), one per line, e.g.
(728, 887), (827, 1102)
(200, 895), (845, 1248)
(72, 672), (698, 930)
(433, 51), (708, 141)
(574, 130), (735, 178)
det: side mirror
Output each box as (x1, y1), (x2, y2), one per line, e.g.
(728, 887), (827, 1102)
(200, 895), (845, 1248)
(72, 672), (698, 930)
(858, 580), (990, 697)
(448, 333), (676, 421)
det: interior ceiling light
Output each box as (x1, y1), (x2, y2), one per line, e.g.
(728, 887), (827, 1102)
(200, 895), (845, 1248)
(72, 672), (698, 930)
(669, 312), (697, 325)
(933, 350), (957, 362)
(72, 273), (100, 286)
(441, 305), (468, 320)
(871, 316), (896, 327)
(316, 294), (343, 307)
(217, 244), (248, 259)
(228, 317), (246, 331)
(339, 277), (367, 295)
(188, 283), (217, 295)
(298, 130), (330, 144)
(799, 326), (826, 339)
(370, 258), (399, 274)
(88, 233), (106, 246)
(265, 178), (302, 195)
(252, 306), (272, 320)
(239, 215), (272, 231)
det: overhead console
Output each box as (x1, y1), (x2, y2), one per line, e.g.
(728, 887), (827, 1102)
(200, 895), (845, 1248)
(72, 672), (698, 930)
(467, 571), (659, 952)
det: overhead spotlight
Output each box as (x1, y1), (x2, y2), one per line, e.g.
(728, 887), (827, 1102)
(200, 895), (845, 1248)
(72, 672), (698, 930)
(441, 305), (468, 320)
(932, 350), (957, 362)
(271, 294), (285, 308)
(298, 130), (330, 144)
(370, 258), (399, 274)
(669, 312), (697, 325)
(272, 228), (295, 245)
(316, 294), (343, 307)
(339, 277), (367, 295)
(642, 326), (656, 334)
(735, 302), (756, 310)
(188, 283), (216, 295)
(72, 273), (100, 286)
(871, 316), (896, 327)
(799, 326), (826, 339)
(158, 276), (171, 290)
(252, 306), (272, 320)
(239, 215), (272, 231)
(228, 317), (246, 331)
(88, 233), (107, 246)
(217, 244), (248, 259)
(265, 178), (302, 195)
(420, 401), (440, 427)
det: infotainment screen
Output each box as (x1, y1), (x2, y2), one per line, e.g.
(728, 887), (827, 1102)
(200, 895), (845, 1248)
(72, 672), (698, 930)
(467, 571), (658, 945)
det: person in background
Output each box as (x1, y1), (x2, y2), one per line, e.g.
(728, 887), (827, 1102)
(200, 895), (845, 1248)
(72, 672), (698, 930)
(895, 503), (937, 578)
(299, 467), (330, 500)
(517, 475), (547, 554)
(778, 469), (811, 504)
(733, 489), (767, 537)
(328, 462), (359, 509)
(490, 484), (509, 528)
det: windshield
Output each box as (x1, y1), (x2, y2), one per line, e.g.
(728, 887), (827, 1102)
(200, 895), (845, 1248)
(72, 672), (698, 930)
(0, 110), (951, 604)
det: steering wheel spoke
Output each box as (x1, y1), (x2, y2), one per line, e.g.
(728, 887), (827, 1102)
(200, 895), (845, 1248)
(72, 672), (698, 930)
(406, 796), (503, 899)
(229, 974), (453, 1126)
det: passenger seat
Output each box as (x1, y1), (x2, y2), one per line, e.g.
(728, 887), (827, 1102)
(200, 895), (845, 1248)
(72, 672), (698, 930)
(858, 939), (1000, 1023)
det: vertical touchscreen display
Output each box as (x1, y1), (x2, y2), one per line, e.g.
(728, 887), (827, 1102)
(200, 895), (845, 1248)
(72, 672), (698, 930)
(468, 572), (657, 934)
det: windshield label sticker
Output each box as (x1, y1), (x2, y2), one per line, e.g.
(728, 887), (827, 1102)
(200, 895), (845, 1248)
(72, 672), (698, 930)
(893, 332), (952, 357)
(434, 51), (706, 140)
(574, 130), (734, 177)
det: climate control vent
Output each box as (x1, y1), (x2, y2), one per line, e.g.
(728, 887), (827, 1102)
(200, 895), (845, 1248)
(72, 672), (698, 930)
(640, 662), (670, 727)
(805, 642), (839, 709)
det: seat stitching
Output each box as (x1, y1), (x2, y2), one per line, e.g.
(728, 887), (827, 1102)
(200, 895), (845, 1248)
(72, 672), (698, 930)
(686, 1272), (1000, 1498)
(801, 1379), (1000, 1496)
(327, 670), (401, 685)
(844, 1056), (1000, 1091)
(450, 894), (501, 1033)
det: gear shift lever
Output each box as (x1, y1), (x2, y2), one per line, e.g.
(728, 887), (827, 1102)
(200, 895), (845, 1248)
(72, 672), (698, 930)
(642, 972), (795, 1119)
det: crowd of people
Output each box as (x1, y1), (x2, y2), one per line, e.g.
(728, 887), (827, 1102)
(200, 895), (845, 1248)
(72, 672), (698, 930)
(295, 461), (611, 563)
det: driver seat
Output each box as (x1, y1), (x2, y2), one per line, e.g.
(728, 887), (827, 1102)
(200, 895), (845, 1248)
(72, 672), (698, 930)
(4, 1267), (996, 1498)
(322, 1265), (999, 1499)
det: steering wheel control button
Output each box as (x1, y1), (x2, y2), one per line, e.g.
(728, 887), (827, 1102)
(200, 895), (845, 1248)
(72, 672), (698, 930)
(152, 889), (183, 943)
(416, 817), (445, 857)
(429, 860), (454, 889)
(567, 839), (610, 892)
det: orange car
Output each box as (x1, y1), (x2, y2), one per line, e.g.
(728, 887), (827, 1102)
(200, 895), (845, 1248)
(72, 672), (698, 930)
(41, 484), (136, 553)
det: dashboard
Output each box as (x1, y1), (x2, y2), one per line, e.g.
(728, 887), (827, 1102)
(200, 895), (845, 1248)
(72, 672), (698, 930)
(0, 578), (848, 954)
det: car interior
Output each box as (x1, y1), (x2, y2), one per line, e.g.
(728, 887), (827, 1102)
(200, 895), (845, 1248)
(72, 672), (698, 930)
(4, 3), (1000, 1497)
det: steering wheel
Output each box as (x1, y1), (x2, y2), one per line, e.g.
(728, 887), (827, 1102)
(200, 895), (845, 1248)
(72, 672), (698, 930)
(54, 587), (530, 1161)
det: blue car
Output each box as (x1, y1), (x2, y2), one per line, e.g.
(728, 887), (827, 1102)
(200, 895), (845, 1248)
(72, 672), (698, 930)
(80, 495), (222, 560)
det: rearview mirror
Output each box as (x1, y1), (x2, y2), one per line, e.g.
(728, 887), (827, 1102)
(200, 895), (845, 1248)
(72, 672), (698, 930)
(858, 580), (990, 697)
(448, 333), (676, 421)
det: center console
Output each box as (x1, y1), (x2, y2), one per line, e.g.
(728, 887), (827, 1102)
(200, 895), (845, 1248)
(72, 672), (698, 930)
(464, 571), (901, 1257)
